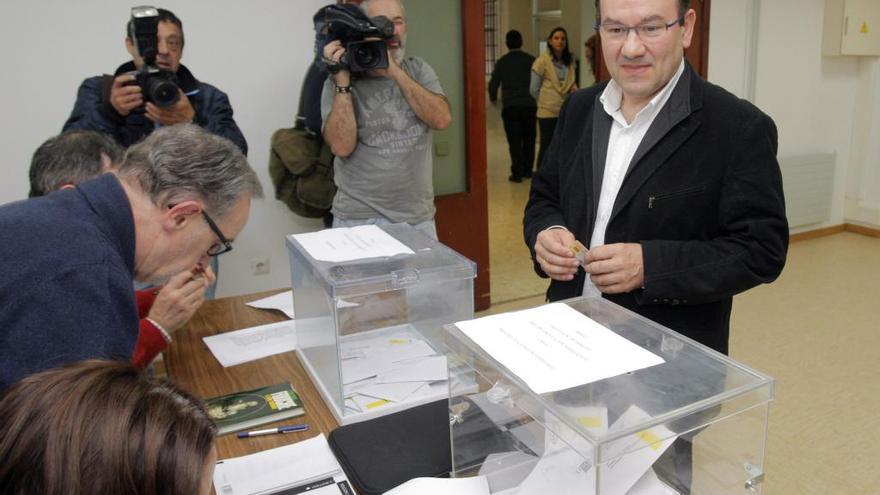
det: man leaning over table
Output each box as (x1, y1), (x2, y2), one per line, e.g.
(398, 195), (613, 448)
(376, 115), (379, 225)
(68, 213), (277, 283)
(27, 129), (215, 370)
(0, 124), (262, 389)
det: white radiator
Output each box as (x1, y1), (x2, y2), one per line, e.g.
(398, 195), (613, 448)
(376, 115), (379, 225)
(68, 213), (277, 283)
(779, 153), (835, 228)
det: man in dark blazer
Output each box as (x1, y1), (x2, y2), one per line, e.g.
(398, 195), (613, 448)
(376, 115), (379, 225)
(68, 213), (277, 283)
(524, 0), (788, 356)
(489, 30), (538, 183)
(526, 2), (788, 491)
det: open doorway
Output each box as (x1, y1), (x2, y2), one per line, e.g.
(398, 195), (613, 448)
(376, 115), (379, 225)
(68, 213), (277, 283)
(484, 0), (596, 305)
(483, 0), (711, 306)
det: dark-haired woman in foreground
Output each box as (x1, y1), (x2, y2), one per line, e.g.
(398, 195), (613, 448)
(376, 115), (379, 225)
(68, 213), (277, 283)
(0, 360), (217, 495)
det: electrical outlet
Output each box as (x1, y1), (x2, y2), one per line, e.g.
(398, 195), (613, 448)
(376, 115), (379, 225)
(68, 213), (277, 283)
(250, 257), (270, 275)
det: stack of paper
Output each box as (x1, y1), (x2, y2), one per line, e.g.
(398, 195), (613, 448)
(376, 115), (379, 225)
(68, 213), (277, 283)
(338, 332), (448, 414)
(212, 434), (353, 495)
(481, 404), (677, 495)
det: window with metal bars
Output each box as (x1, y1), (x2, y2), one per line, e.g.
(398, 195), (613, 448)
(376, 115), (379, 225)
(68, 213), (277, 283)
(484, 0), (498, 75)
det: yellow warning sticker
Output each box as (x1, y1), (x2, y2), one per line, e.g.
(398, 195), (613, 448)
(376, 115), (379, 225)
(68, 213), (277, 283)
(861, 21), (869, 34)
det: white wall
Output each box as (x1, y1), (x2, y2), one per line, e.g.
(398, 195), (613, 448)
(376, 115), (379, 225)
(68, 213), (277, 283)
(845, 56), (880, 224)
(709, 0), (880, 231)
(0, 0), (327, 297)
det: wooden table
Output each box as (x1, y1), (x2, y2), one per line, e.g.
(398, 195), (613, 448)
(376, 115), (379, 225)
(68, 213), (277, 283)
(164, 289), (339, 460)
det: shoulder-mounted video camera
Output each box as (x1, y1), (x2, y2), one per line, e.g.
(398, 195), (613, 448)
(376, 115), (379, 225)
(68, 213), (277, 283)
(315, 4), (395, 73)
(128, 6), (180, 107)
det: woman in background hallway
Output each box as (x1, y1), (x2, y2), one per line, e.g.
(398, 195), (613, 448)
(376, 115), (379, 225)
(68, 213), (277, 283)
(531, 27), (576, 172)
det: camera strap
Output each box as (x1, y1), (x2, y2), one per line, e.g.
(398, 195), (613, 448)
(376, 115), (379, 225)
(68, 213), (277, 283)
(100, 74), (115, 104)
(324, 59), (344, 75)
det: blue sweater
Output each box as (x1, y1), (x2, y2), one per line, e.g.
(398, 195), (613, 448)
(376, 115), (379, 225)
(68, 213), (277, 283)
(63, 62), (248, 155)
(0, 174), (138, 388)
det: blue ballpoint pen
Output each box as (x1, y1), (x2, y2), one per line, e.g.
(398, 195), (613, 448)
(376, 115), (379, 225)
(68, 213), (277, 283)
(237, 424), (310, 438)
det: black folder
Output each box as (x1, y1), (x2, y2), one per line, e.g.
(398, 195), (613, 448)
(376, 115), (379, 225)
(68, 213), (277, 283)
(328, 397), (523, 494)
(328, 400), (451, 495)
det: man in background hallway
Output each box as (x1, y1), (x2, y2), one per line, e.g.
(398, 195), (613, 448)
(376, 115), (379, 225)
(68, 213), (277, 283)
(489, 30), (538, 183)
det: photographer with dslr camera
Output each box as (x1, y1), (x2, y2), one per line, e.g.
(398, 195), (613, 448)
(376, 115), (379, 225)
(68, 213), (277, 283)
(63, 7), (247, 155)
(321, 0), (451, 239)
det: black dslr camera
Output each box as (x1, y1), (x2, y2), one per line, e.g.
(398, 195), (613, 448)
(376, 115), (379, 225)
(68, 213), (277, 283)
(127, 6), (180, 107)
(315, 4), (395, 73)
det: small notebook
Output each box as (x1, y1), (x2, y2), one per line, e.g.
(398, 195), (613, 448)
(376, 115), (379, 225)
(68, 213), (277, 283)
(205, 382), (304, 435)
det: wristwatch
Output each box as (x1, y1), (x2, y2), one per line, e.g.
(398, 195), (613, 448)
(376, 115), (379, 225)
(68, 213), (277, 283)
(334, 84), (352, 94)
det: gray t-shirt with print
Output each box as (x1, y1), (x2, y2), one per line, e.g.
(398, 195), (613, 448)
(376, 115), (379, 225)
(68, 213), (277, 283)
(321, 56), (444, 224)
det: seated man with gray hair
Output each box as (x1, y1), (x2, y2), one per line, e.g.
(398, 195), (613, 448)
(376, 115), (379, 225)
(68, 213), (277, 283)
(28, 130), (123, 198)
(0, 124), (262, 388)
(27, 129), (215, 370)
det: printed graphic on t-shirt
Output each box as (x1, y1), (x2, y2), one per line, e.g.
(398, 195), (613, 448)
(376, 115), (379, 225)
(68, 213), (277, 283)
(360, 86), (427, 159)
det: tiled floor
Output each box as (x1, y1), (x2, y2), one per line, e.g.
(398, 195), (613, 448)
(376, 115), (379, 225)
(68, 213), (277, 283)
(484, 105), (880, 494)
(729, 232), (880, 495)
(486, 103), (548, 304)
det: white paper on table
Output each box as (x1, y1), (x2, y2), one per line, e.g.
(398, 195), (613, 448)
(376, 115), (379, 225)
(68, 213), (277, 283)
(385, 476), (491, 495)
(455, 303), (665, 394)
(203, 321), (296, 367)
(376, 356), (448, 383)
(212, 434), (348, 495)
(600, 405), (676, 495)
(291, 224), (414, 262)
(245, 290), (294, 319)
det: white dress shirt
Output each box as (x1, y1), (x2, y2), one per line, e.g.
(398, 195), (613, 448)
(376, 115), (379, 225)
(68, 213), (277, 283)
(583, 60), (685, 297)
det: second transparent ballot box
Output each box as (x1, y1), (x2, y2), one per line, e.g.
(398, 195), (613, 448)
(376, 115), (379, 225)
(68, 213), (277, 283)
(286, 223), (476, 424)
(445, 297), (774, 494)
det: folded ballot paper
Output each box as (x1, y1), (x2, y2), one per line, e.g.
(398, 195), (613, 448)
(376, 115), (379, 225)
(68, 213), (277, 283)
(245, 290), (295, 319)
(338, 332), (449, 415)
(212, 434), (353, 495)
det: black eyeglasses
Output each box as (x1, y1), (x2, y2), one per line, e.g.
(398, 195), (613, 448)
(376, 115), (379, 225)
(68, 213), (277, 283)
(594, 15), (684, 42)
(202, 211), (233, 257)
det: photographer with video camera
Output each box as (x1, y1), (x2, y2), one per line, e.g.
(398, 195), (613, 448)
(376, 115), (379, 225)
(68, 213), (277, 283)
(320, 0), (452, 239)
(63, 7), (247, 155)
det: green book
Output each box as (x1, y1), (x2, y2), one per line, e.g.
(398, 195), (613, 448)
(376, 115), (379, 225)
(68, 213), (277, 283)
(205, 383), (304, 435)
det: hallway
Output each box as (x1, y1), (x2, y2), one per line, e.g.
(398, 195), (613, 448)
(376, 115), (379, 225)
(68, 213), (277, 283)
(485, 102), (548, 304)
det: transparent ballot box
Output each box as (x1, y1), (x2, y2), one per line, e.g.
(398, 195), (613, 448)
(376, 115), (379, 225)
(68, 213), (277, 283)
(445, 297), (774, 494)
(286, 223), (476, 425)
